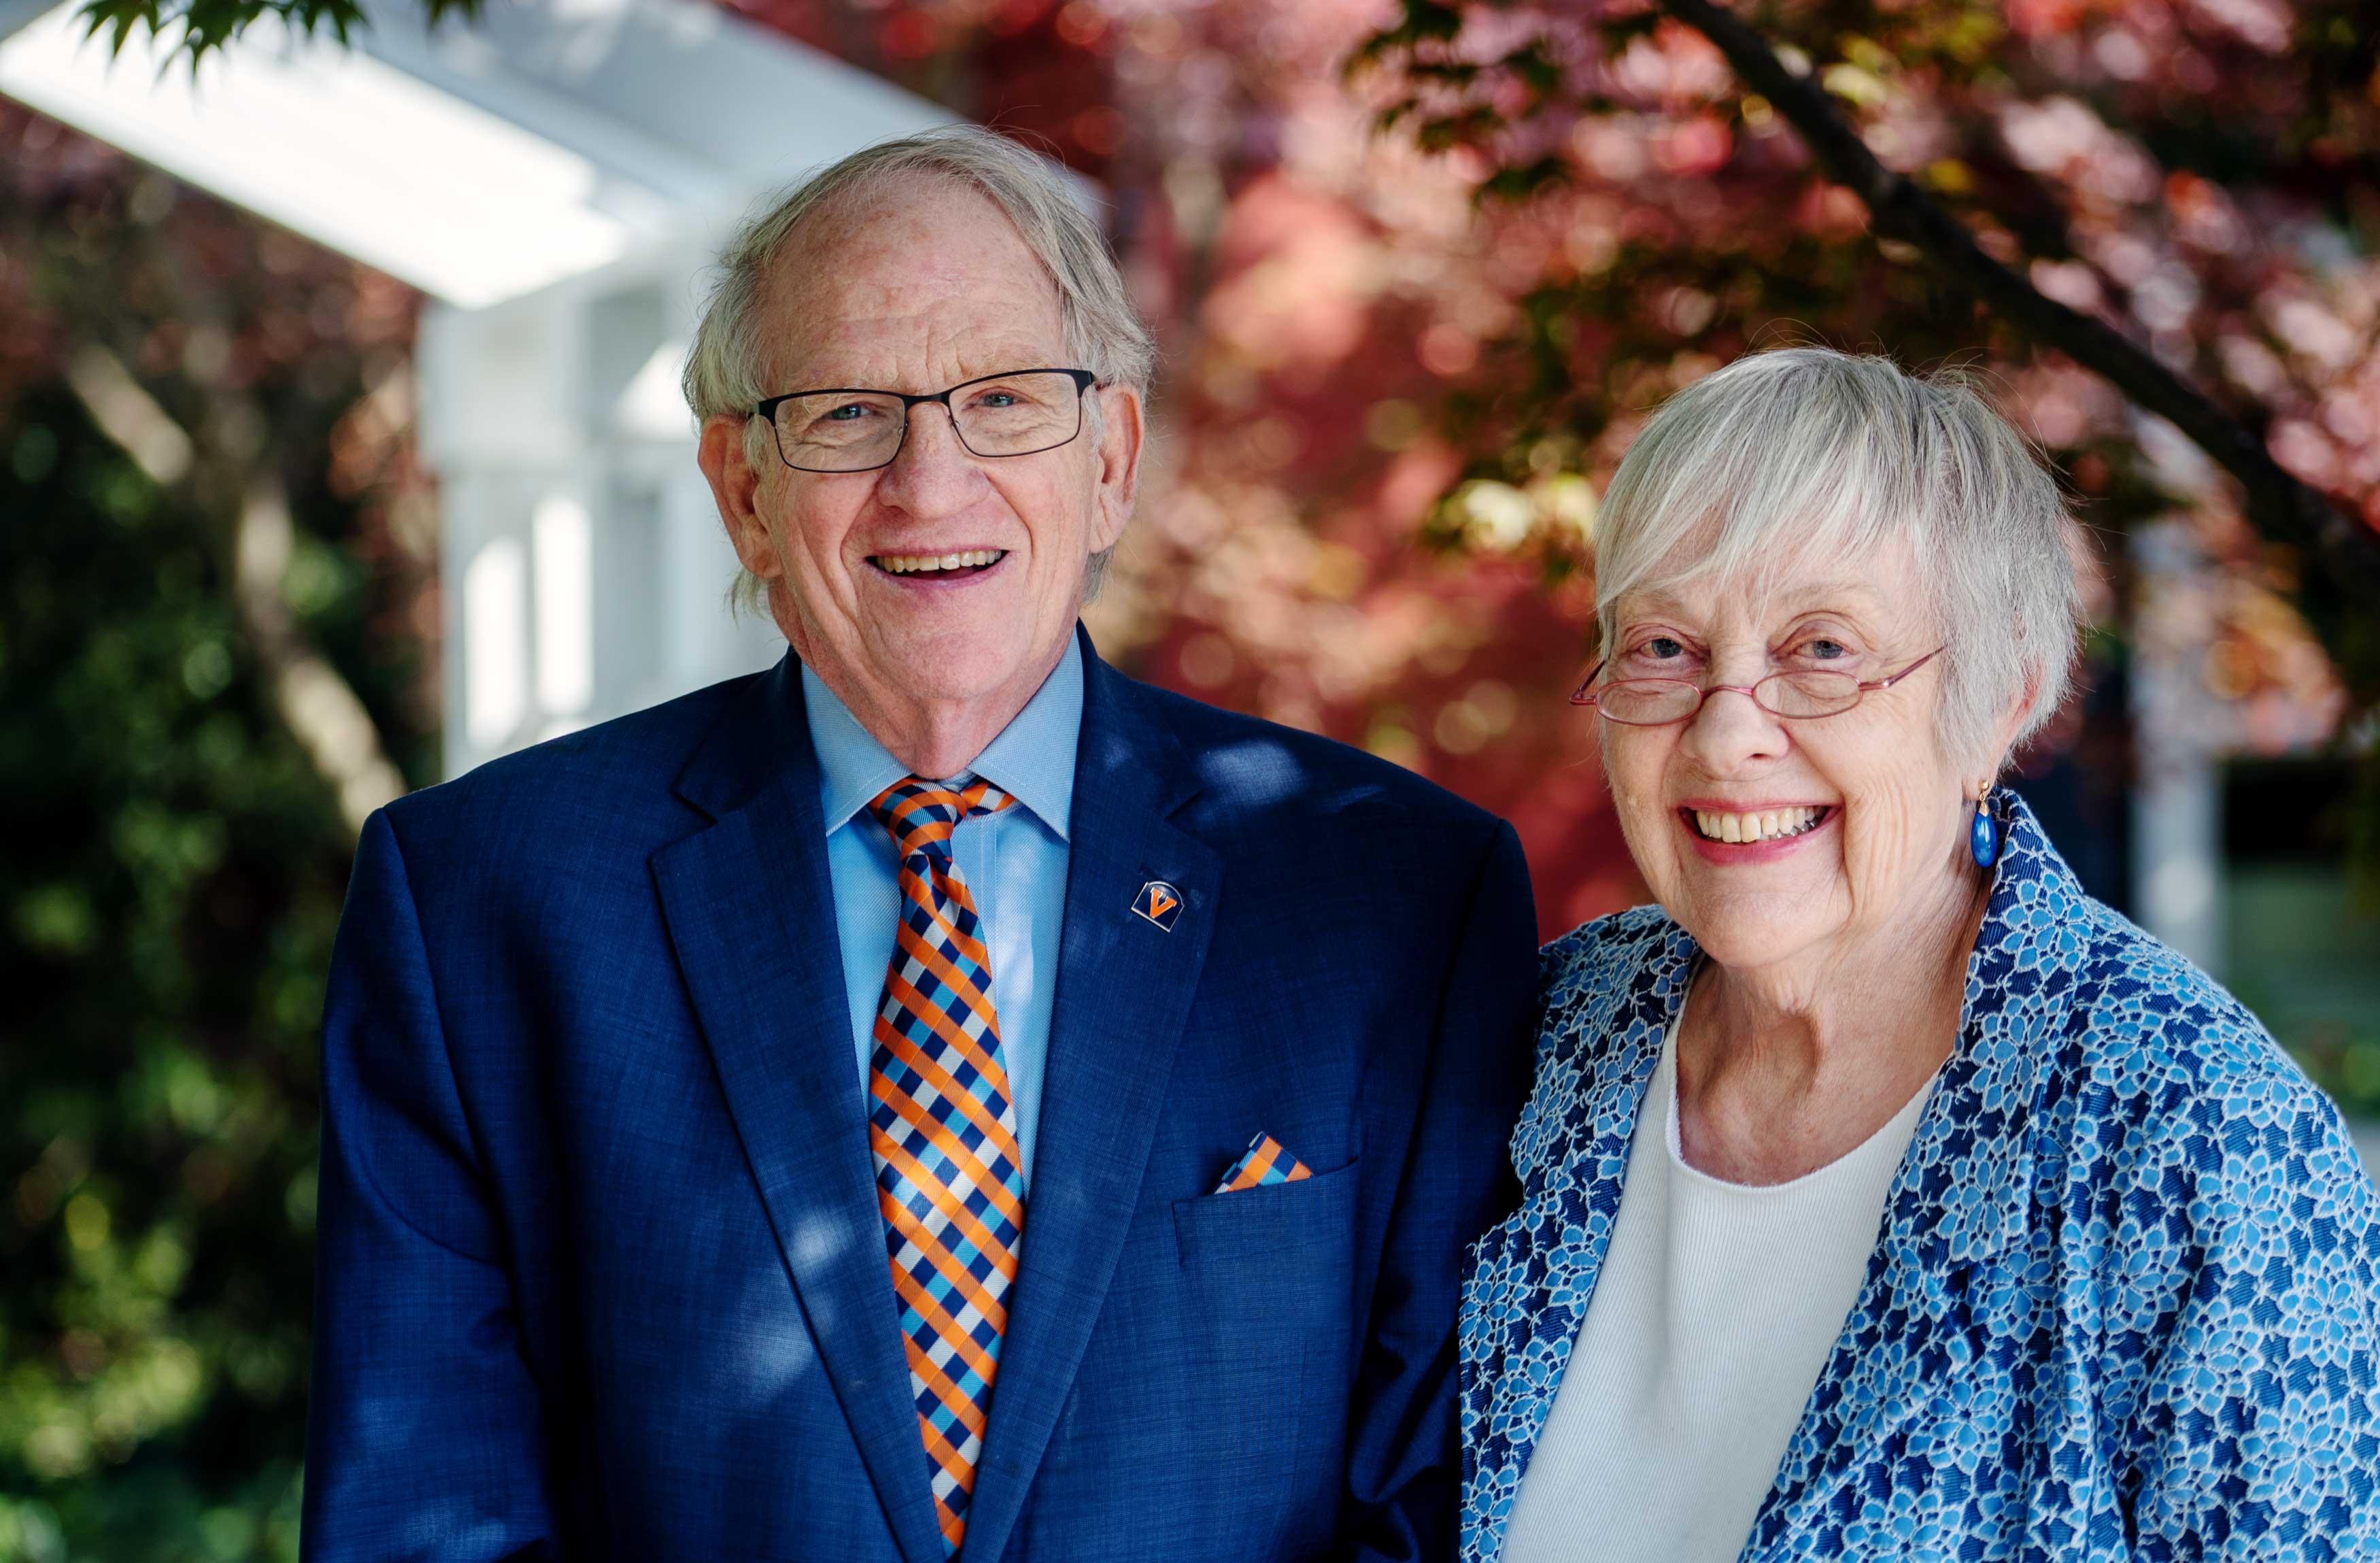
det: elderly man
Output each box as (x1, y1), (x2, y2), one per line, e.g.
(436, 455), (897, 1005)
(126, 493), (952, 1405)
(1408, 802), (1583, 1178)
(304, 127), (1535, 1562)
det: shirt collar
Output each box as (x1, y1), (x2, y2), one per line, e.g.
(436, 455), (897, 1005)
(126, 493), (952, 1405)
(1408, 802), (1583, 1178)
(801, 635), (1083, 843)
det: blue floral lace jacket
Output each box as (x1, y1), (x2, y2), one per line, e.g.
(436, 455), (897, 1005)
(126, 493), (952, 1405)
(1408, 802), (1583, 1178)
(1460, 794), (2380, 1561)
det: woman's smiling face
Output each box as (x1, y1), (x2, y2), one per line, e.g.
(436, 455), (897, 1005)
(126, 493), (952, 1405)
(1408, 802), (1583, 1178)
(1599, 539), (1978, 975)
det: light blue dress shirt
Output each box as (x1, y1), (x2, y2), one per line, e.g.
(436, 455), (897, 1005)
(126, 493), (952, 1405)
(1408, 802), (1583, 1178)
(800, 639), (1081, 1186)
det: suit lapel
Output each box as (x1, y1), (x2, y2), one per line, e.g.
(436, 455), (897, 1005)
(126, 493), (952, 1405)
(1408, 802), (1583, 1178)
(651, 659), (946, 1563)
(959, 635), (1219, 1563)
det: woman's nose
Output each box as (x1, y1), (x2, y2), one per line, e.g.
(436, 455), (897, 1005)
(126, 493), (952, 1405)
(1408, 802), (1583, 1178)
(1678, 680), (1789, 771)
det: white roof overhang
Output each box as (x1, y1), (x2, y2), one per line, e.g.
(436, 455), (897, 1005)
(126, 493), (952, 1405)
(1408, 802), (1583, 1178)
(0, 0), (954, 307)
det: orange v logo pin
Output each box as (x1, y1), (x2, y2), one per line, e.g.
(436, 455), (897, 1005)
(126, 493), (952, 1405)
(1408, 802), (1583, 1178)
(1132, 880), (1184, 932)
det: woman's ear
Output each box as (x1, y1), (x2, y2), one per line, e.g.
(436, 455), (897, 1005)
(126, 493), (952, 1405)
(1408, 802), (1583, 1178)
(1976, 665), (2044, 791)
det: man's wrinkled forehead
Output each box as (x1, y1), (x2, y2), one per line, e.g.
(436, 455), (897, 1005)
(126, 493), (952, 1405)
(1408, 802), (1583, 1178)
(758, 177), (1066, 393)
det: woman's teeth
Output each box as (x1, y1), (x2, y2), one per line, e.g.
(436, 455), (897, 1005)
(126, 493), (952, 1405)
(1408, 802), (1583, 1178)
(1693, 806), (1825, 844)
(875, 549), (1004, 575)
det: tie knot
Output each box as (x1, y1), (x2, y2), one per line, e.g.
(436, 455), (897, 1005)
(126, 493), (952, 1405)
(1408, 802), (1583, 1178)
(868, 775), (1016, 858)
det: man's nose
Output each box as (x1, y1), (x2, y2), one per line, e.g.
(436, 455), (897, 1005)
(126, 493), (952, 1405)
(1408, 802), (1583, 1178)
(875, 401), (981, 514)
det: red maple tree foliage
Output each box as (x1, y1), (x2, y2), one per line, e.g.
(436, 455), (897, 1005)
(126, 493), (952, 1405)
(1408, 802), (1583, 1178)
(724, 0), (2370, 935)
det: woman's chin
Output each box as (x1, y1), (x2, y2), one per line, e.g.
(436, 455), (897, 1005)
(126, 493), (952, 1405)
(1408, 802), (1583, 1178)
(1662, 886), (1846, 972)
(1697, 926), (1831, 973)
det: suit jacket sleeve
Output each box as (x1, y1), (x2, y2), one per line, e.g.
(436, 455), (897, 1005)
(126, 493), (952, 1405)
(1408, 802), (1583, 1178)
(303, 809), (558, 1560)
(1341, 820), (1537, 1562)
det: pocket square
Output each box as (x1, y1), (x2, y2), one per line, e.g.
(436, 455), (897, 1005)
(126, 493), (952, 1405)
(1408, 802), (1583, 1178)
(1213, 1132), (1314, 1194)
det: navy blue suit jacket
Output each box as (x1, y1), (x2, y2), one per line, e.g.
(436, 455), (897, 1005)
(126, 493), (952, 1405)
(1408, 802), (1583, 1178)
(303, 629), (1537, 1562)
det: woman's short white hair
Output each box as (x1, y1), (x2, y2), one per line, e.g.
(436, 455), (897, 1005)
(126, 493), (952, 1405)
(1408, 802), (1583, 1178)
(683, 124), (1155, 612)
(1593, 348), (2085, 771)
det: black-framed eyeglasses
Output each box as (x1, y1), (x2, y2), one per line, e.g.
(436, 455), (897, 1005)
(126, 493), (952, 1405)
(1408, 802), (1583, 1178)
(1571, 646), (1946, 725)
(752, 367), (1100, 473)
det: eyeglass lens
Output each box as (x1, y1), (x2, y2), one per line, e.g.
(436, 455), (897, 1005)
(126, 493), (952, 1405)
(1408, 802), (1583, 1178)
(1595, 671), (1864, 724)
(770, 371), (1086, 473)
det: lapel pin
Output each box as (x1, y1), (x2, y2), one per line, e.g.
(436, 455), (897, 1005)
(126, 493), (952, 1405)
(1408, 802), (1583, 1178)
(1131, 880), (1184, 932)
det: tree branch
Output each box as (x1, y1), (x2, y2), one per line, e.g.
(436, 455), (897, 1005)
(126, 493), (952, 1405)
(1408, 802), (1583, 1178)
(1656, 0), (2380, 603)
(230, 473), (409, 832)
(65, 346), (406, 835)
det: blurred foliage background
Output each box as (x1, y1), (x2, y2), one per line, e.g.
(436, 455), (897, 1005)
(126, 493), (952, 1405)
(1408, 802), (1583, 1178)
(5, 0), (2380, 1551)
(1, 109), (431, 1558)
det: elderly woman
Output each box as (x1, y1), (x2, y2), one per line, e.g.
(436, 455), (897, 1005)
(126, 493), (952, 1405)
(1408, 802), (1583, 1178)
(1460, 348), (2380, 1562)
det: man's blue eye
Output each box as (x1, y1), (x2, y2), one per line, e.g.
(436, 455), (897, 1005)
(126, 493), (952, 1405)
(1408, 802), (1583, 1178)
(824, 403), (868, 421)
(979, 392), (1018, 408)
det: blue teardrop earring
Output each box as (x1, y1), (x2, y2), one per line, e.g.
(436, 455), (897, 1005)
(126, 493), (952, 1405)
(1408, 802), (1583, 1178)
(1969, 787), (2000, 869)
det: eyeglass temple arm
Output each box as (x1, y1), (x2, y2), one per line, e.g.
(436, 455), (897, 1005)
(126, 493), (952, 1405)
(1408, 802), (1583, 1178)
(1858, 645), (1947, 690)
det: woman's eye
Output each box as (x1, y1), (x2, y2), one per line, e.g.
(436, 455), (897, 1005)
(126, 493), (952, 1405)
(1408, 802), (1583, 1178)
(1641, 637), (1685, 660)
(1800, 637), (1850, 660)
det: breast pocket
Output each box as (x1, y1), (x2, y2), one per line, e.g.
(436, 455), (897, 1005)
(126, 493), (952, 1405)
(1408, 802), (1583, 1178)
(1171, 1154), (1363, 1271)
(1031, 1158), (1367, 1557)
(1170, 1157), (1364, 1511)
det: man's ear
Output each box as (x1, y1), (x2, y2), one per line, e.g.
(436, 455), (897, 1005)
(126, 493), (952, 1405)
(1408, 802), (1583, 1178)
(698, 415), (779, 579)
(1089, 383), (1144, 554)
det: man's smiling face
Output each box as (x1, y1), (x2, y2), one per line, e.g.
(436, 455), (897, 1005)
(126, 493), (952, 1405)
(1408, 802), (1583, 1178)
(701, 177), (1139, 743)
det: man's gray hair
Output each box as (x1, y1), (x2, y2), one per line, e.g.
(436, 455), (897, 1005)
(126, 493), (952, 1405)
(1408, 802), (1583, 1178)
(683, 126), (1155, 613)
(1593, 348), (2085, 771)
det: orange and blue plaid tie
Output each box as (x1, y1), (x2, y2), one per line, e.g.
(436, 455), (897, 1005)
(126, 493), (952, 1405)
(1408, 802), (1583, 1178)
(866, 775), (1026, 1557)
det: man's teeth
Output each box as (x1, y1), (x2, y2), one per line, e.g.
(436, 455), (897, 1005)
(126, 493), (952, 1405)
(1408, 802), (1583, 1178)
(1694, 807), (1825, 843)
(875, 549), (1004, 575)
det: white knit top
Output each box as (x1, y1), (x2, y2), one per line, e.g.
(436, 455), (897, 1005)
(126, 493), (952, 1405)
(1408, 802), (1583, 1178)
(1499, 1018), (1936, 1563)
